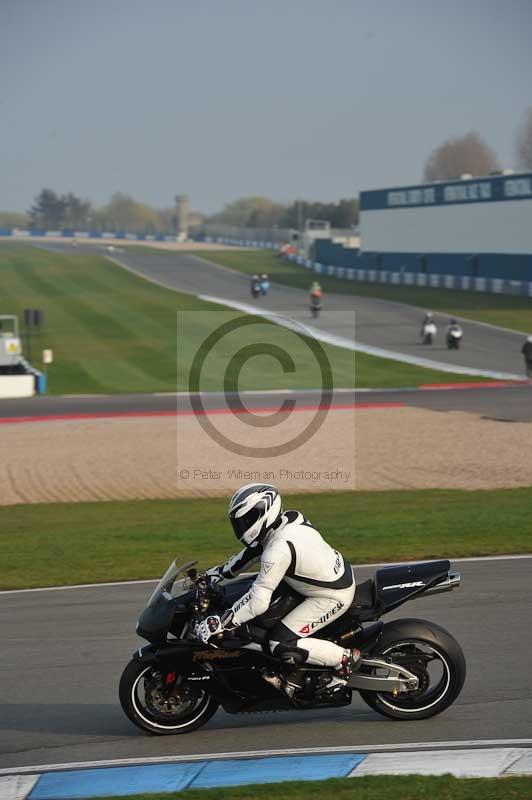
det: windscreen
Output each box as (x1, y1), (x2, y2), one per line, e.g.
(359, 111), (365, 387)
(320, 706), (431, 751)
(147, 559), (198, 607)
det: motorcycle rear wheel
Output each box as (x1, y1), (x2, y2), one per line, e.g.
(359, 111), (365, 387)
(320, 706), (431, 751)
(119, 659), (218, 735)
(359, 619), (466, 721)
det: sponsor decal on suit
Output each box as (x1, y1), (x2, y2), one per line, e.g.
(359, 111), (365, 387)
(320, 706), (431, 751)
(299, 601), (344, 634)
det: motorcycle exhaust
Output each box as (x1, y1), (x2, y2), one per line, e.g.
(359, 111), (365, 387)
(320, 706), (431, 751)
(417, 571), (461, 598)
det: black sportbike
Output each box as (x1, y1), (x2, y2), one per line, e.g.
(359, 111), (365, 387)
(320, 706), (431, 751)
(119, 558), (466, 735)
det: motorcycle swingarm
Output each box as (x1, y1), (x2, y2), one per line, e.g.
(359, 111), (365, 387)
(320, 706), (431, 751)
(348, 657), (419, 693)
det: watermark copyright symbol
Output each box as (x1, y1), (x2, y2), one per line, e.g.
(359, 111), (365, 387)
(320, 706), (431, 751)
(187, 314), (333, 458)
(179, 469), (190, 480)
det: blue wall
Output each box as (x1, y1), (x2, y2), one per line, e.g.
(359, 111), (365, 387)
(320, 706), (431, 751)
(0, 230), (178, 241)
(312, 239), (360, 269)
(312, 239), (532, 281)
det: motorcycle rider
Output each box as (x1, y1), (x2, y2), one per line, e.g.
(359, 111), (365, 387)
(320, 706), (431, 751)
(250, 274), (260, 297)
(310, 281), (323, 301)
(447, 318), (463, 341)
(522, 335), (532, 377)
(259, 273), (270, 295)
(197, 484), (360, 683)
(420, 311), (438, 345)
(421, 311), (434, 336)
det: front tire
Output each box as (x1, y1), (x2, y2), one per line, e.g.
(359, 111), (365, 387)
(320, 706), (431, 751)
(119, 659), (218, 735)
(359, 618), (466, 721)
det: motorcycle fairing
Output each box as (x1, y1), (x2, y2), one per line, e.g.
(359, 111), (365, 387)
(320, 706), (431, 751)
(375, 559), (451, 610)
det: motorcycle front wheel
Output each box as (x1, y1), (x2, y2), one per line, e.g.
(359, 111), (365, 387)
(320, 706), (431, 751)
(359, 619), (466, 721)
(119, 659), (218, 735)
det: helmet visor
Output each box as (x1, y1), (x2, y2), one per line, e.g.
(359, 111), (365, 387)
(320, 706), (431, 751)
(230, 505), (262, 542)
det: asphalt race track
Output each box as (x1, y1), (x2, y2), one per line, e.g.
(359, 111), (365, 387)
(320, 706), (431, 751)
(1, 243), (530, 769)
(2, 385), (532, 423)
(39, 241), (528, 377)
(0, 557), (530, 768)
(5, 242), (532, 420)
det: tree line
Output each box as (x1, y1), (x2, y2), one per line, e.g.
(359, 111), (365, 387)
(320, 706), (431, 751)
(422, 106), (532, 182)
(0, 191), (202, 234)
(209, 196), (360, 229)
(0, 191), (360, 233)
(15, 191), (184, 235)
(1, 107), (531, 232)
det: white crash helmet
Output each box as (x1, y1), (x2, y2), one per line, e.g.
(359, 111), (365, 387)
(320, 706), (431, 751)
(228, 483), (282, 546)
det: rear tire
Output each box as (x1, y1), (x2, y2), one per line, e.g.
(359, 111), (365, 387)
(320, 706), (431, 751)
(119, 659), (218, 735)
(359, 618), (466, 721)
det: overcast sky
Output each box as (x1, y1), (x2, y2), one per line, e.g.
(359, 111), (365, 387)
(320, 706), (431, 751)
(1, 0), (531, 214)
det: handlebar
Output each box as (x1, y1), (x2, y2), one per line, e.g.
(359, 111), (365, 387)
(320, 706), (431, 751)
(187, 568), (223, 622)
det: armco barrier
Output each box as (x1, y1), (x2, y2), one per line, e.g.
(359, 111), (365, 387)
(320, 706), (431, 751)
(5, 229), (531, 297)
(282, 253), (532, 298)
(207, 235), (532, 299)
(0, 229), (181, 242)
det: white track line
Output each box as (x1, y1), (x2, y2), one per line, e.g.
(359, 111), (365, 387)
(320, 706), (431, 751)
(2, 740), (532, 777)
(106, 253), (525, 381)
(1, 553), (530, 596)
(198, 294), (524, 381)
(57, 389), (357, 398)
(0, 578), (157, 595)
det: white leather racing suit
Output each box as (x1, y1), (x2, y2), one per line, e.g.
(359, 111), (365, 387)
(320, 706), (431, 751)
(209, 510), (356, 668)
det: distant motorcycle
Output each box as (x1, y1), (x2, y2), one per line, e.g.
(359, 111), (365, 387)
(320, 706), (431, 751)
(259, 278), (270, 296)
(310, 292), (322, 319)
(250, 280), (261, 299)
(421, 321), (437, 345)
(447, 326), (463, 350)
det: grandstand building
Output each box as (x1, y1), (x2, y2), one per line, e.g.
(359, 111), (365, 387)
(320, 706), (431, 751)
(313, 172), (532, 280)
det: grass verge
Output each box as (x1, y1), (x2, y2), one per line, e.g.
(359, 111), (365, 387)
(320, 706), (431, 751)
(101, 774), (532, 800)
(192, 249), (532, 334)
(0, 243), (489, 393)
(2, 487), (531, 589)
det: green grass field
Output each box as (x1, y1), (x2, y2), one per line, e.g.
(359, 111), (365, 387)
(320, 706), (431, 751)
(2, 487), (531, 589)
(103, 774), (532, 800)
(193, 249), (532, 334)
(0, 243), (489, 393)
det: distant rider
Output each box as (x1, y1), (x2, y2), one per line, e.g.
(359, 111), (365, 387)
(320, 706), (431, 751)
(259, 273), (270, 295)
(197, 484), (361, 686)
(250, 274), (260, 297)
(421, 311), (434, 333)
(310, 281), (323, 301)
(522, 335), (532, 378)
(421, 311), (437, 339)
(447, 318), (463, 336)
